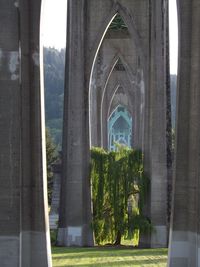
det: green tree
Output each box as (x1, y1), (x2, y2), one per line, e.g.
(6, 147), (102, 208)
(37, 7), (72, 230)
(46, 128), (58, 205)
(91, 146), (151, 245)
(44, 47), (65, 147)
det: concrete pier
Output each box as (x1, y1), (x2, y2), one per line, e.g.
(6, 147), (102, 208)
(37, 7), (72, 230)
(0, 0), (51, 266)
(59, 0), (169, 248)
(57, 0), (94, 247)
(168, 1), (200, 266)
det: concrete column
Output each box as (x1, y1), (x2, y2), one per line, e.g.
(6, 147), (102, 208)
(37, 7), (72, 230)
(0, 0), (52, 266)
(142, 0), (168, 248)
(0, 2), (21, 266)
(20, 0), (52, 265)
(151, 0), (168, 248)
(168, 1), (200, 266)
(57, 0), (94, 246)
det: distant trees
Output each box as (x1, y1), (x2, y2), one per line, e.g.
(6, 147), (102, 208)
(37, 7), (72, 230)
(46, 128), (58, 205)
(44, 47), (65, 149)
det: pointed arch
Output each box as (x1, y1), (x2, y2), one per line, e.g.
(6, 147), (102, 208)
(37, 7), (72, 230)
(108, 104), (132, 129)
(107, 79), (134, 119)
(89, 4), (146, 147)
(100, 53), (136, 111)
(89, 50), (136, 146)
(100, 53), (137, 114)
(108, 104), (132, 150)
(88, 3), (145, 73)
(101, 57), (136, 128)
(89, 3), (146, 106)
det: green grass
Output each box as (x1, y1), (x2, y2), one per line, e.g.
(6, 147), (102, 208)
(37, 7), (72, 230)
(52, 247), (168, 267)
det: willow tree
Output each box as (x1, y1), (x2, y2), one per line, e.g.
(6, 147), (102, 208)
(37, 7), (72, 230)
(91, 146), (151, 245)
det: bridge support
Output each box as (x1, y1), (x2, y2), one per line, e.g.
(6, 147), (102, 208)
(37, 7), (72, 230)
(57, 0), (94, 247)
(0, 0), (51, 266)
(168, 1), (200, 266)
(59, 0), (169, 248)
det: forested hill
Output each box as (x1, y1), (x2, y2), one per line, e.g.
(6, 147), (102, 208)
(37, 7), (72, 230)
(44, 47), (65, 149)
(44, 47), (177, 149)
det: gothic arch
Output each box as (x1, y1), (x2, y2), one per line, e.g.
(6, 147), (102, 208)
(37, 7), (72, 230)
(88, 2), (147, 122)
(101, 81), (135, 148)
(107, 84), (133, 118)
(88, 4), (146, 146)
(100, 60), (136, 147)
(108, 105), (132, 150)
(100, 53), (138, 105)
(88, 2), (145, 74)
(89, 50), (138, 146)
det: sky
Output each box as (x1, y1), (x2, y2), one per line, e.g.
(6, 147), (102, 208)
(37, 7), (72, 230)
(169, 0), (178, 74)
(41, 0), (67, 50)
(42, 0), (178, 74)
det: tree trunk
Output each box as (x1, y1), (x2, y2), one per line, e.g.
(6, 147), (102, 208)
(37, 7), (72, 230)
(114, 230), (122, 245)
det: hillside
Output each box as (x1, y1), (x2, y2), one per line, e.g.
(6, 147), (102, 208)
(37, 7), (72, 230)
(44, 47), (65, 149)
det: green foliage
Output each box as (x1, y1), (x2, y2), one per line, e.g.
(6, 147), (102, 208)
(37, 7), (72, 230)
(90, 146), (151, 245)
(46, 128), (58, 205)
(44, 47), (65, 148)
(50, 230), (58, 246)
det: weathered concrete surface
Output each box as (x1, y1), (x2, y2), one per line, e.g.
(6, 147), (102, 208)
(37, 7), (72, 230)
(168, 1), (200, 266)
(0, 0), (51, 266)
(57, 0), (94, 247)
(60, 0), (169, 248)
(144, 0), (168, 248)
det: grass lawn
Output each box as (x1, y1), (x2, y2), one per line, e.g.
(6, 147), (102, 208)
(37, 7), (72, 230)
(52, 247), (168, 267)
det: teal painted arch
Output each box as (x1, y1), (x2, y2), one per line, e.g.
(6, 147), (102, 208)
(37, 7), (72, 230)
(108, 106), (132, 130)
(108, 105), (132, 151)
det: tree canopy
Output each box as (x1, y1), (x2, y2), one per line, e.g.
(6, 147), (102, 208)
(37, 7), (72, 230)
(90, 146), (152, 245)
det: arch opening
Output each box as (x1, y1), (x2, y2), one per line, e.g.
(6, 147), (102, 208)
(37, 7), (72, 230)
(89, 10), (146, 149)
(108, 105), (132, 151)
(88, 10), (147, 247)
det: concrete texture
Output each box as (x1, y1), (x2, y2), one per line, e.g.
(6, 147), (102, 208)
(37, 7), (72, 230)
(60, 0), (169, 248)
(168, 0), (200, 265)
(58, 0), (94, 247)
(0, 0), (51, 266)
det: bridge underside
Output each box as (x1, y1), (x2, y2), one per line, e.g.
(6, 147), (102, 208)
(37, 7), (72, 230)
(1, 0), (200, 266)
(58, 0), (168, 249)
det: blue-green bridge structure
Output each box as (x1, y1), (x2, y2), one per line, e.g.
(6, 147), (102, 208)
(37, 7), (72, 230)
(108, 105), (132, 150)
